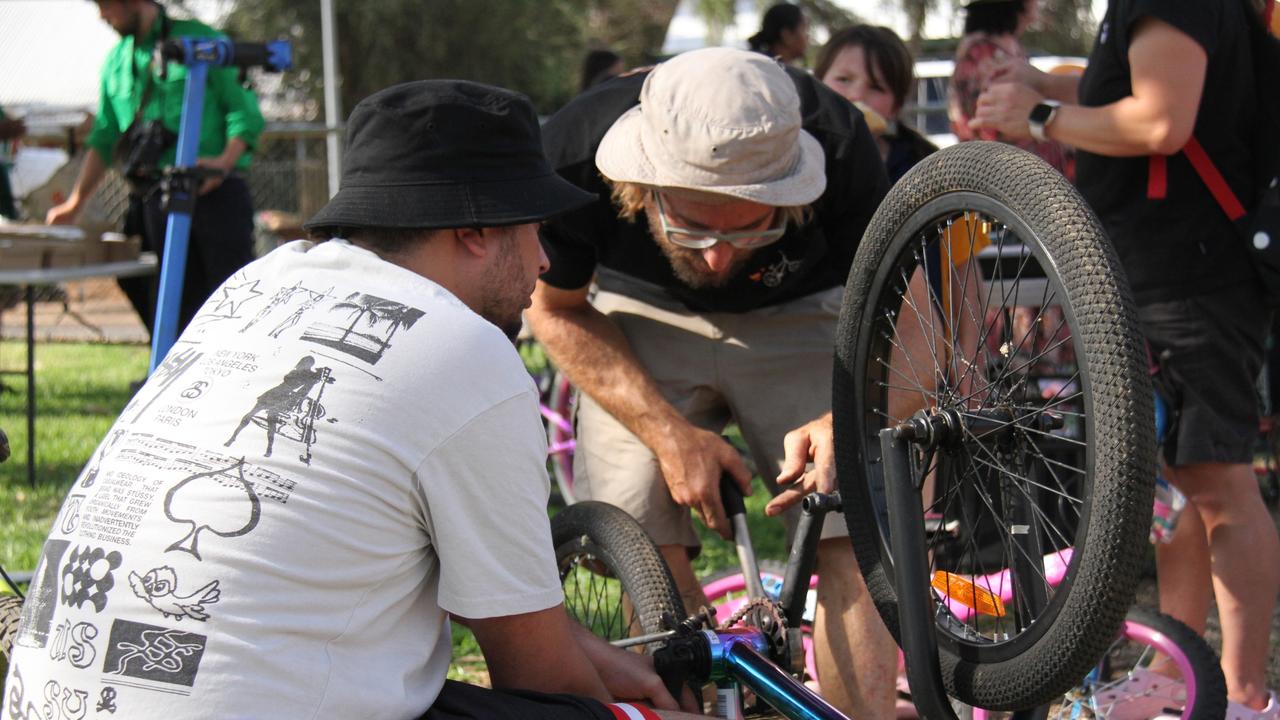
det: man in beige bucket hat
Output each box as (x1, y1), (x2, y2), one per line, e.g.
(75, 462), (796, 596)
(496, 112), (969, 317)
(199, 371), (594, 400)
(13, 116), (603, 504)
(527, 47), (897, 717)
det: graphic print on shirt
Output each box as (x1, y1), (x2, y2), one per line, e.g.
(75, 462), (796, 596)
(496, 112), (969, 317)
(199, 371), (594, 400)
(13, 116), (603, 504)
(239, 281), (337, 338)
(95, 686), (117, 714)
(223, 356), (337, 465)
(163, 457), (261, 560)
(101, 619), (206, 692)
(300, 292), (425, 365)
(3, 664), (89, 720)
(73, 434), (295, 550)
(124, 348), (203, 425)
(78, 429), (126, 489)
(749, 251), (804, 288)
(47, 619), (99, 670)
(15, 540), (71, 649)
(59, 546), (124, 613)
(195, 279), (264, 324)
(57, 496), (85, 535)
(128, 567), (220, 621)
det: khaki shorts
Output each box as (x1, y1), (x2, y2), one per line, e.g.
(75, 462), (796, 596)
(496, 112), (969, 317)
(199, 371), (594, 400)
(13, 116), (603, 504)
(572, 269), (848, 551)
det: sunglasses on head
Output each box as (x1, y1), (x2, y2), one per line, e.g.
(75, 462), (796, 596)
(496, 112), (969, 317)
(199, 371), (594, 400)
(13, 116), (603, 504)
(653, 192), (788, 250)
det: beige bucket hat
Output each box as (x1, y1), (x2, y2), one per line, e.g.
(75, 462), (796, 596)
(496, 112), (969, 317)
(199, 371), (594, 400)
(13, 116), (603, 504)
(594, 47), (826, 206)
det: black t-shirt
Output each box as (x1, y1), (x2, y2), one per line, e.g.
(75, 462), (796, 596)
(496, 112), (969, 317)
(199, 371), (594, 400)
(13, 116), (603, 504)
(538, 67), (889, 314)
(1076, 0), (1259, 303)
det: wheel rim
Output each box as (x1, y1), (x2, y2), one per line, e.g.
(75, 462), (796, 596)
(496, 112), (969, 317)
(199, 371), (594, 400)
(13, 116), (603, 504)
(1049, 621), (1197, 719)
(855, 193), (1093, 658)
(558, 542), (643, 643)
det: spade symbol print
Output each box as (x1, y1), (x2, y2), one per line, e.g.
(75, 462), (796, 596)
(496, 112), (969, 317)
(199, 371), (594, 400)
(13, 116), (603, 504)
(164, 458), (261, 561)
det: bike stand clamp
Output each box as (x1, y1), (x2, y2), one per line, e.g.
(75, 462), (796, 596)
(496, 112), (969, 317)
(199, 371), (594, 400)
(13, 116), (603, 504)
(879, 427), (960, 720)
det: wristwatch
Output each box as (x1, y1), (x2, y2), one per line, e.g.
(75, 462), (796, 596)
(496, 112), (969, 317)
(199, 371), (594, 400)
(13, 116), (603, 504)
(1028, 100), (1061, 142)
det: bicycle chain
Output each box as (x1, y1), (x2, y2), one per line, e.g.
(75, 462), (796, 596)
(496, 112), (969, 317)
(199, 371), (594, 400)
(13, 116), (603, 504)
(716, 597), (789, 653)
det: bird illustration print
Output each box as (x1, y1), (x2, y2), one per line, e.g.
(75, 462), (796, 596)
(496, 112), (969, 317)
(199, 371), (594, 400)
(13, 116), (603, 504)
(128, 566), (221, 621)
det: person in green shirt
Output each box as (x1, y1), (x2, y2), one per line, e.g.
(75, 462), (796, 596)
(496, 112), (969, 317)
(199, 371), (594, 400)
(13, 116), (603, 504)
(47, 0), (265, 337)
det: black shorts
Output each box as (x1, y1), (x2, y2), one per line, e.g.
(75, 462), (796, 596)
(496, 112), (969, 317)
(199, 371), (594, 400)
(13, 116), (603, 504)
(1139, 283), (1271, 466)
(421, 680), (651, 720)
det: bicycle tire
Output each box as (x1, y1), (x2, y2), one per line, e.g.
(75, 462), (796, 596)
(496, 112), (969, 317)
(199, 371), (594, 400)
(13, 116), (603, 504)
(1053, 607), (1226, 720)
(0, 594), (23, 681)
(552, 501), (685, 642)
(547, 371), (576, 504)
(833, 142), (1155, 708)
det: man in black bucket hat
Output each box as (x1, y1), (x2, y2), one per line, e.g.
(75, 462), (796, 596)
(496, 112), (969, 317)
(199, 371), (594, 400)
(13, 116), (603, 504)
(5, 80), (700, 720)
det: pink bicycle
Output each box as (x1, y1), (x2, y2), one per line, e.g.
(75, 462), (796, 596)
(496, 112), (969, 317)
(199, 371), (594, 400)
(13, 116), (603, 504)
(516, 336), (576, 503)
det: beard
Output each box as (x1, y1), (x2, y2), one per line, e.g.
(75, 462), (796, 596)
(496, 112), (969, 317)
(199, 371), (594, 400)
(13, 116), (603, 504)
(658, 242), (757, 289)
(642, 202), (758, 289)
(477, 240), (531, 340)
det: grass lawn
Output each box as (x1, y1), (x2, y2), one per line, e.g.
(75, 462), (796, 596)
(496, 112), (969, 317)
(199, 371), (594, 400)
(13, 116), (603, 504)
(0, 340), (149, 575)
(0, 339), (791, 685)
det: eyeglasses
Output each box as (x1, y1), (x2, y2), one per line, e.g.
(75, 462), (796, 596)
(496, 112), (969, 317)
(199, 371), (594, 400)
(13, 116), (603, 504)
(653, 192), (788, 250)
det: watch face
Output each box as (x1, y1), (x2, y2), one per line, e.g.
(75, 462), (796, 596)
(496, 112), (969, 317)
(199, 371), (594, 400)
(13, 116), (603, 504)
(1030, 103), (1055, 125)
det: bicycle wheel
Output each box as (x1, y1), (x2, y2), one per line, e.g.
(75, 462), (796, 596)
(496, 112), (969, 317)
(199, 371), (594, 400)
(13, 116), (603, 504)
(552, 501), (685, 642)
(1052, 607), (1227, 719)
(0, 594), (23, 680)
(833, 142), (1156, 708)
(546, 371), (577, 504)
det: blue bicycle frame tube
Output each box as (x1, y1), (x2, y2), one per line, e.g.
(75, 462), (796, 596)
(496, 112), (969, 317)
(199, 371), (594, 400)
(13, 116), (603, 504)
(150, 58), (206, 371)
(705, 629), (846, 720)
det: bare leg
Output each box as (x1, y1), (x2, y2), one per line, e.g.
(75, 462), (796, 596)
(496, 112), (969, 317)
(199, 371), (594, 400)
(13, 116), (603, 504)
(659, 544), (711, 617)
(1155, 497), (1212, 634)
(1164, 462), (1280, 710)
(814, 538), (897, 719)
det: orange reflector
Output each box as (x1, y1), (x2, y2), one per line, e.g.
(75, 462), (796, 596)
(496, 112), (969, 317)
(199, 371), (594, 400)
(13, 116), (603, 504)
(933, 571), (1006, 617)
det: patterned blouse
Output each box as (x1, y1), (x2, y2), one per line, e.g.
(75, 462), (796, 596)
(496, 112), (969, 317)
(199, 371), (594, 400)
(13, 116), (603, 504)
(948, 32), (1074, 180)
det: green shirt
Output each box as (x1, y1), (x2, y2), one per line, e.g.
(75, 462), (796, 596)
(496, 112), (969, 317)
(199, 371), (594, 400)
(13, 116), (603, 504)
(85, 13), (264, 171)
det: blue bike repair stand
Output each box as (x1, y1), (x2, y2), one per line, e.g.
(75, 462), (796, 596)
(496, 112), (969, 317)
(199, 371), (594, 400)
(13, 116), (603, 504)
(148, 38), (292, 372)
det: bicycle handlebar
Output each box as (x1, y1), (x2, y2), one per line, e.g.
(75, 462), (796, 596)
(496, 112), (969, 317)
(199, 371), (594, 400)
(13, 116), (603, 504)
(719, 473), (747, 518)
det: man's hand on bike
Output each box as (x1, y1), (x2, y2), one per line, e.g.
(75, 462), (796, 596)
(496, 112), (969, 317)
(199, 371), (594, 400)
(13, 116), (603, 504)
(656, 425), (752, 540)
(593, 644), (701, 713)
(766, 411), (835, 517)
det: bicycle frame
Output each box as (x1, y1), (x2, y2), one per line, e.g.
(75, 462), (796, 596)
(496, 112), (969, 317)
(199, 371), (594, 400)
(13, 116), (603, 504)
(654, 625), (846, 720)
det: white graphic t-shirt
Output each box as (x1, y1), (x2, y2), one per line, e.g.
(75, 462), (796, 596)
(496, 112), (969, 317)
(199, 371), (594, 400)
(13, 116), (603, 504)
(2, 240), (564, 720)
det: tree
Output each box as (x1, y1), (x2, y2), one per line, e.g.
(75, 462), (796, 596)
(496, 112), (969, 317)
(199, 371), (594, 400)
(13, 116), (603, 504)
(582, 0), (681, 65)
(897, 0), (1096, 58)
(223, 0), (594, 117)
(1022, 0), (1096, 56)
(902, 0), (940, 55)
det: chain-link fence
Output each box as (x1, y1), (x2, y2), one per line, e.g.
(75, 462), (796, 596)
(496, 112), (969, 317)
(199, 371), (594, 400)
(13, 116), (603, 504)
(248, 123), (335, 223)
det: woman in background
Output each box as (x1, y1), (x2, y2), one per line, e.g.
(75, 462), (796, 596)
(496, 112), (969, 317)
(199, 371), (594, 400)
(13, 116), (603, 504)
(748, 2), (809, 65)
(949, 0), (1071, 177)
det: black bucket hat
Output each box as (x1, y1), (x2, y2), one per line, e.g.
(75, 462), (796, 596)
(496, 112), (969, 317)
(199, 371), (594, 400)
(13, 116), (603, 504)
(304, 80), (595, 232)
